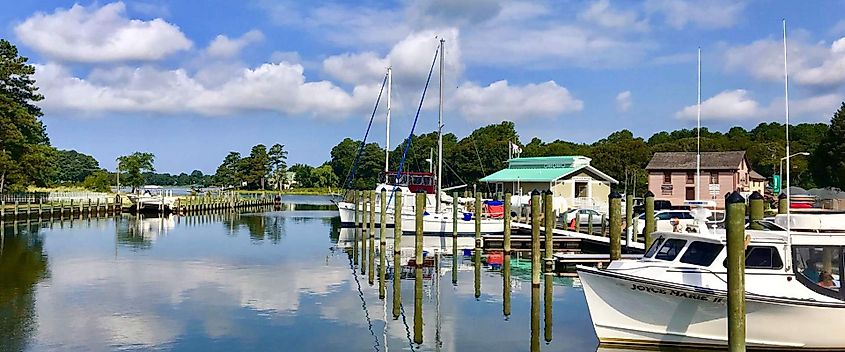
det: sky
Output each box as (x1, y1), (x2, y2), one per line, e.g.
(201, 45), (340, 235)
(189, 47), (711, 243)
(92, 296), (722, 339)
(2, 1), (844, 174)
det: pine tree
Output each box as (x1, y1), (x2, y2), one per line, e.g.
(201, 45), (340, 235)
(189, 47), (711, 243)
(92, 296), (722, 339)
(811, 102), (845, 189)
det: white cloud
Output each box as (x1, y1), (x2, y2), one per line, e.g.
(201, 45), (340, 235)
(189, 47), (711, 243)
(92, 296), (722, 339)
(579, 0), (648, 31)
(616, 90), (632, 112)
(725, 35), (845, 87)
(451, 80), (583, 122)
(14, 2), (191, 63)
(645, 0), (746, 29)
(205, 30), (264, 58)
(675, 89), (762, 120)
(34, 61), (377, 119)
(322, 52), (388, 85)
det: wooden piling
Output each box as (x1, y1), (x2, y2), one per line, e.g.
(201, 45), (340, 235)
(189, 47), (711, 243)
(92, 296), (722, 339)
(749, 191), (764, 230)
(600, 213), (607, 236)
(475, 191), (482, 247)
(452, 191), (458, 239)
(413, 266), (423, 344)
(368, 190), (375, 285)
(415, 191), (425, 264)
(778, 192), (788, 214)
(543, 191), (554, 272)
(394, 189), (402, 250)
(530, 190), (541, 286)
(587, 212), (594, 235)
(530, 285), (540, 352)
(379, 189), (387, 300)
(574, 212), (581, 233)
(504, 193), (512, 253)
(609, 191), (622, 260)
(726, 191), (747, 351)
(644, 191), (655, 248)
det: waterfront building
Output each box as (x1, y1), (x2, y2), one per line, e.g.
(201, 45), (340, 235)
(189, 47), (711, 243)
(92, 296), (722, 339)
(645, 151), (756, 208)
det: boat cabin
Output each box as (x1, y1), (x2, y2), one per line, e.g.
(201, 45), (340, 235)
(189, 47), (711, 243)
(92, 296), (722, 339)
(381, 171), (435, 194)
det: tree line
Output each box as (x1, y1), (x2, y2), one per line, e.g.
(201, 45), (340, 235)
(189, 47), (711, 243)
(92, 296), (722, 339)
(330, 105), (845, 193)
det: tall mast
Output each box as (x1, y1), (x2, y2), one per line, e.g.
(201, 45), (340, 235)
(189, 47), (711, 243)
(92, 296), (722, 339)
(385, 67), (392, 173)
(783, 19), (792, 248)
(436, 38), (444, 212)
(696, 47), (701, 200)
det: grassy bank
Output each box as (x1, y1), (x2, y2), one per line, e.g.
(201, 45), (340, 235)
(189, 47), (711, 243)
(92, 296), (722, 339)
(235, 188), (336, 196)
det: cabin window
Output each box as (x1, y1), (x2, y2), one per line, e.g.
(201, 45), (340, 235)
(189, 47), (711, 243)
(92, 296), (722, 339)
(722, 246), (784, 270)
(793, 246), (843, 300)
(663, 172), (671, 184)
(644, 237), (665, 258)
(679, 241), (724, 266)
(654, 238), (687, 261)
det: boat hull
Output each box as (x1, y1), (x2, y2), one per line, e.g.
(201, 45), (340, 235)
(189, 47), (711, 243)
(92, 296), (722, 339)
(578, 266), (845, 350)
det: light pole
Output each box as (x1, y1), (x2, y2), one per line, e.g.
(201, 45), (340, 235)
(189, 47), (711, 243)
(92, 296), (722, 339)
(779, 152), (809, 194)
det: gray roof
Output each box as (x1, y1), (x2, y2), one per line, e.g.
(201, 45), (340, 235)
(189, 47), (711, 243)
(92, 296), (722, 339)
(646, 151), (746, 171)
(749, 170), (766, 180)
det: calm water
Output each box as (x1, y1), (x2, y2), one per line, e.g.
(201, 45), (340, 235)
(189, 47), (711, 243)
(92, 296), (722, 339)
(0, 195), (602, 352)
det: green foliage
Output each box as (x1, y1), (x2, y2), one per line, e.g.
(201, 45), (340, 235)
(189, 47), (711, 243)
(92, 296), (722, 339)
(142, 170), (211, 186)
(811, 103), (845, 189)
(0, 39), (51, 192)
(82, 170), (111, 192)
(242, 144), (271, 190)
(214, 151), (242, 187)
(53, 149), (100, 183)
(330, 138), (384, 189)
(290, 163), (314, 188)
(268, 143), (288, 190)
(116, 152), (155, 192)
(310, 164), (339, 188)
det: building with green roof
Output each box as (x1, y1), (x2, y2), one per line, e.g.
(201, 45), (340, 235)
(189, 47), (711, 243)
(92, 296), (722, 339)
(479, 156), (618, 212)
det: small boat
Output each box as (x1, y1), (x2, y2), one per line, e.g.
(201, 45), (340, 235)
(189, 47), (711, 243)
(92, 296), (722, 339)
(127, 186), (178, 212)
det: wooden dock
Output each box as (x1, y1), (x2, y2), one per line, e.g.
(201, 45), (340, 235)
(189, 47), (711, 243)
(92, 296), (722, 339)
(510, 222), (645, 251)
(482, 234), (581, 252)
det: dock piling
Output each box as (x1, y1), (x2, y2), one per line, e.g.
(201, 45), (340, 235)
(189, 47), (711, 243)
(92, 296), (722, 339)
(452, 191), (458, 239)
(644, 191), (655, 248)
(504, 193), (512, 253)
(778, 192), (788, 214)
(353, 191), (360, 267)
(368, 190), (375, 285)
(726, 191), (747, 351)
(415, 191), (425, 264)
(379, 189), (387, 300)
(543, 191), (554, 272)
(609, 191), (622, 260)
(530, 190), (541, 286)
(749, 191), (764, 230)
(475, 191), (482, 247)
(625, 193), (633, 241)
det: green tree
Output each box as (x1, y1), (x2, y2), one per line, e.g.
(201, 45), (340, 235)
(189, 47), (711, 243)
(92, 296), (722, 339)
(290, 163), (314, 188)
(330, 138), (384, 189)
(53, 149), (100, 184)
(0, 39), (51, 192)
(811, 103), (845, 188)
(116, 152), (155, 192)
(242, 144), (271, 190)
(311, 164), (339, 188)
(268, 143), (288, 190)
(214, 152), (242, 188)
(82, 170), (111, 192)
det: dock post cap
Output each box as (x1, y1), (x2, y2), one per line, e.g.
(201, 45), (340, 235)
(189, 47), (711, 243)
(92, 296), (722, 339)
(531, 189), (541, 196)
(749, 191), (763, 200)
(543, 190), (553, 195)
(609, 191), (622, 199)
(778, 192), (788, 199)
(643, 190), (655, 198)
(415, 189), (426, 193)
(726, 191), (746, 204)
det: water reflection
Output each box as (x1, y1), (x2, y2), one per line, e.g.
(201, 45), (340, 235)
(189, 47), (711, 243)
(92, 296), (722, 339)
(0, 223), (49, 352)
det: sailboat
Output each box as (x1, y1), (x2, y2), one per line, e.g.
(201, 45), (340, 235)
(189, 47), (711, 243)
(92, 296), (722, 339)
(577, 23), (845, 349)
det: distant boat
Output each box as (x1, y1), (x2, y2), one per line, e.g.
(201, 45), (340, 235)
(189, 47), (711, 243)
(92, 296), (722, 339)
(127, 186), (178, 212)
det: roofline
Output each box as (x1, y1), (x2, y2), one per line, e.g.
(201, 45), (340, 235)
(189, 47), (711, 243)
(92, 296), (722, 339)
(551, 165), (619, 184)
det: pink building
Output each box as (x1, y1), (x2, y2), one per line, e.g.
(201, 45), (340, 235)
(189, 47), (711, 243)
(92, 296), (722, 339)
(645, 151), (751, 209)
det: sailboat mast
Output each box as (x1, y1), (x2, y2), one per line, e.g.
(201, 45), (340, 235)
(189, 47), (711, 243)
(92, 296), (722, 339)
(436, 38), (444, 212)
(783, 19), (792, 243)
(696, 47), (701, 200)
(385, 67), (392, 173)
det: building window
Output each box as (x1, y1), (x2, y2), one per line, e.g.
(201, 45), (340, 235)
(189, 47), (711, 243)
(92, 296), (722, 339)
(686, 172), (694, 184)
(663, 172), (671, 184)
(709, 172), (718, 184)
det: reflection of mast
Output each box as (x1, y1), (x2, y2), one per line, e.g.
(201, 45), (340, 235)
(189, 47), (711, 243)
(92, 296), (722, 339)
(435, 253), (442, 351)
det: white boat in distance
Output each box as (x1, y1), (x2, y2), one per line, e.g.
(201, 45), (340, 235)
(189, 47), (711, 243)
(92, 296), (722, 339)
(127, 186), (178, 211)
(578, 210), (845, 349)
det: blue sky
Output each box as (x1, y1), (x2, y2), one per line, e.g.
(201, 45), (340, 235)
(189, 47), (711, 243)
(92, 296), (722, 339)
(2, 1), (844, 173)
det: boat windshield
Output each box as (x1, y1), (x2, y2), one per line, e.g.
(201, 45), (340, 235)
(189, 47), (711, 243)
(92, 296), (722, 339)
(793, 246), (844, 300)
(644, 237), (665, 258)
(653, 238), (687, 261)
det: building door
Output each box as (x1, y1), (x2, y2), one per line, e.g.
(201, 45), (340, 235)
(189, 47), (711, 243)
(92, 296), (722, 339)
(685, 187), (695, 200)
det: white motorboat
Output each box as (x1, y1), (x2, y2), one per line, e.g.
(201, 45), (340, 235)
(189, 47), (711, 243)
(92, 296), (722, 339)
(579, 210), (845, 349)
(127, 186), (178, 211)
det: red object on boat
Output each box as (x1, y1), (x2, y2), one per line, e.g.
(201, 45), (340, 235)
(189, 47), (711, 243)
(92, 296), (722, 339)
(790, 202), (813, 209)
(486, 204), (504, 219)
(487, 252), (503, 265)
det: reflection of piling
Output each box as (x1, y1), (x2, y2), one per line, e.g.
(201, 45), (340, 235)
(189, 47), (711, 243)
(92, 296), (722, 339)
(503, 254), (511, 318)
(749, 191), (764, 230)
(504, 193), (512, 253)
(353, 191), (360, 267)
(415, 191), (425, 264)
(452, 235), (459, 285)
(644, 191), (655, 248)
(530, 285), (540, 352)
(361, 192), (368, 276)
(726, 191), (746, 351)
(544, 274), (553, 343)
(543, 191), (554, 272)
(778, 192), (788, 214)
(379, 189), (387, 299)
(474, 248), (481, 299)
(368, 190), (375, 285)
(392, 251), (401, 319)
(609, 191), (622, 260)
(530, 190), (541, 286)
(413, 266), (424, 345)
(475, 191), (482, 247)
